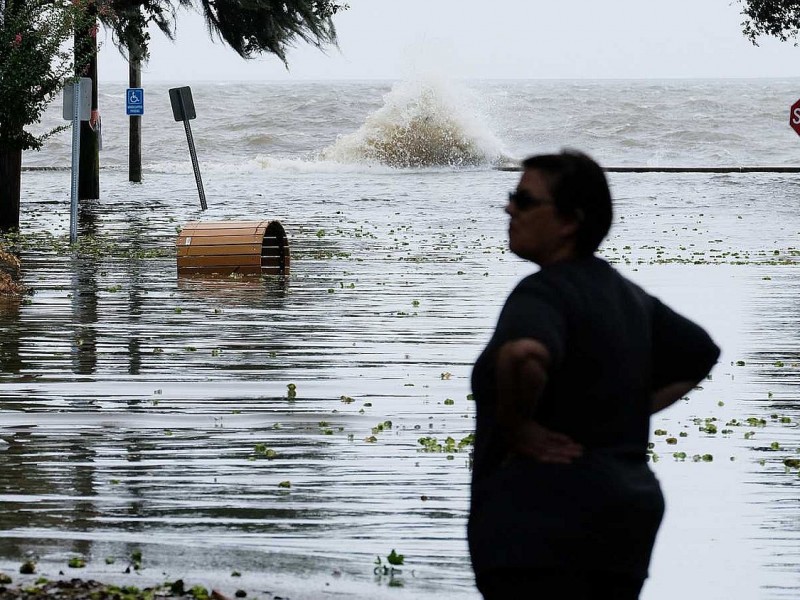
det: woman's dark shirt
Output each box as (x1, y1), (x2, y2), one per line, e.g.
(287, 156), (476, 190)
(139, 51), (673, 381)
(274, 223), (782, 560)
(469, 256), (720, 578)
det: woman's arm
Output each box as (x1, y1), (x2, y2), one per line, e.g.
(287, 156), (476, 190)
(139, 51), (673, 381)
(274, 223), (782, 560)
(651, 380), (700, 414)
(651, 298), (720, 396)
(496, 338), (583, 463)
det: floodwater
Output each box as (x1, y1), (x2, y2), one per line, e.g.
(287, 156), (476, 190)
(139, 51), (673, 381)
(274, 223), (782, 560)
(0, 167), (799, 599)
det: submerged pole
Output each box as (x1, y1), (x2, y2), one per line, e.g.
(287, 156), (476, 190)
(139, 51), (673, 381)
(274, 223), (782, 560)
(168, 86), (207, 211)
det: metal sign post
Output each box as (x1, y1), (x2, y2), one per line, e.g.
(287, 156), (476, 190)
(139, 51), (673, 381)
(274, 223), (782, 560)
(63, 78), (92, 243)
(169, 86), (207, 211)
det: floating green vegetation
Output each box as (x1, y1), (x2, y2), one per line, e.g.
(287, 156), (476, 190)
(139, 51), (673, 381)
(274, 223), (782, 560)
(666, 437), (678, 445)
(784, 458), (800, 469)
(300, 249), (352, 260)
(287, 383), (297, 400)
(374, 549), (405, 579)
(0, 577), (253, 600)
(467, 393), (474, 400)
(253, 444), (278, 459)
(692, 454), (714, 462)
(770, 414), (793, 424)
(189, 585), (210, 600)
(340, 395), (354, 404)
(654, 429), (668, 436)
(418, 434), (474, 454)
(278, 480), (291, 489)
(0, 573), (12, 584)
(67, 556), (85, 568)
(443, 398), (455, 406)
(0, 231), (173, 260)
(129, 550), (142, 572)
(19, 560), (35, 574)
(371, 421), (393, 436)
(440, 372), (452, 380)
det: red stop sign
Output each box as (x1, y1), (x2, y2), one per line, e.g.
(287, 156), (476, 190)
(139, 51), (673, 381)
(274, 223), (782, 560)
(791, 99), (800, 136)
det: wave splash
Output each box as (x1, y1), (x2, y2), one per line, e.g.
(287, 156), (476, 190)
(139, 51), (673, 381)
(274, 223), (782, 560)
(321, 79), (505, 168)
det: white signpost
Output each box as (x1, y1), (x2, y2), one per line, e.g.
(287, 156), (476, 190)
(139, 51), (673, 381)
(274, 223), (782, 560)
(62, 78), (92, 243)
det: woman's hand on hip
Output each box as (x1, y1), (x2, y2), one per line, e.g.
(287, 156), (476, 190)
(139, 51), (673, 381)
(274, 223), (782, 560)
(508, 420), (583, 463)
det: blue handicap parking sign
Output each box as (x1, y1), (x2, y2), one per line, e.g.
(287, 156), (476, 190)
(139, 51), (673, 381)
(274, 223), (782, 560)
(126, 88), (144, 116)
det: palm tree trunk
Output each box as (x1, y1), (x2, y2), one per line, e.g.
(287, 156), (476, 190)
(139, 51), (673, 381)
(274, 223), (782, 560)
(0, 148), (22, 233)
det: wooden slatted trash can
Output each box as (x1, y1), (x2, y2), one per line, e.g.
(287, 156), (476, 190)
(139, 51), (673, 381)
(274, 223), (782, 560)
(176, 220), (290, 277)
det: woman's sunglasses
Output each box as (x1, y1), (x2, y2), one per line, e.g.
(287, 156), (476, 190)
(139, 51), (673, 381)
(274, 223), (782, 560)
(508, 190), (553, 211)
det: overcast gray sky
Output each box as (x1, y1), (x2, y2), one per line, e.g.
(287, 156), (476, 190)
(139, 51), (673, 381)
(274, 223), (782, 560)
(97, 0), (800, 82)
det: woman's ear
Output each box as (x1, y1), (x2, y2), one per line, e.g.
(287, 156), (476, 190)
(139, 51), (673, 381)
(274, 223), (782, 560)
(558, 210), (582, 239)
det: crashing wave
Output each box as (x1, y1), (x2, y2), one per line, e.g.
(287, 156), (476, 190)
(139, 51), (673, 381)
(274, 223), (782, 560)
(322, 79), (505, 168)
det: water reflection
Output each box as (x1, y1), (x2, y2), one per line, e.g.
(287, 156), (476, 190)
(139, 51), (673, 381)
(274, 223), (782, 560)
(71, 256), (99, 376)
(124, 213), (147, 378)
(742, 270), (800, 595)
(0, 298), (22, 377)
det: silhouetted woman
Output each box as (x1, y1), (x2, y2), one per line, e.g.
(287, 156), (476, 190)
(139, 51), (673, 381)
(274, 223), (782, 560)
(469, 151), (720, 599)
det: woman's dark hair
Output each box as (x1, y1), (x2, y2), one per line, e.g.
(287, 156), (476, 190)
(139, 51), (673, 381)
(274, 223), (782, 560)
(522, 150), (613, 256)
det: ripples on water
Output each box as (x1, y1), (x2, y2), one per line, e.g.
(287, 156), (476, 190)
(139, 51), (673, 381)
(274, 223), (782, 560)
(2, 80), (800, 598)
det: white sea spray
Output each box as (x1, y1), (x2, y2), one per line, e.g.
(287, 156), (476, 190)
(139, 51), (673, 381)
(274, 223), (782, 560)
(320, 78), (506, 168)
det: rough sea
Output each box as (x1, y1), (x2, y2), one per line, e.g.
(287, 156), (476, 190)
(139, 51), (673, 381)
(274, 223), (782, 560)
(2, 78), (800, 599)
